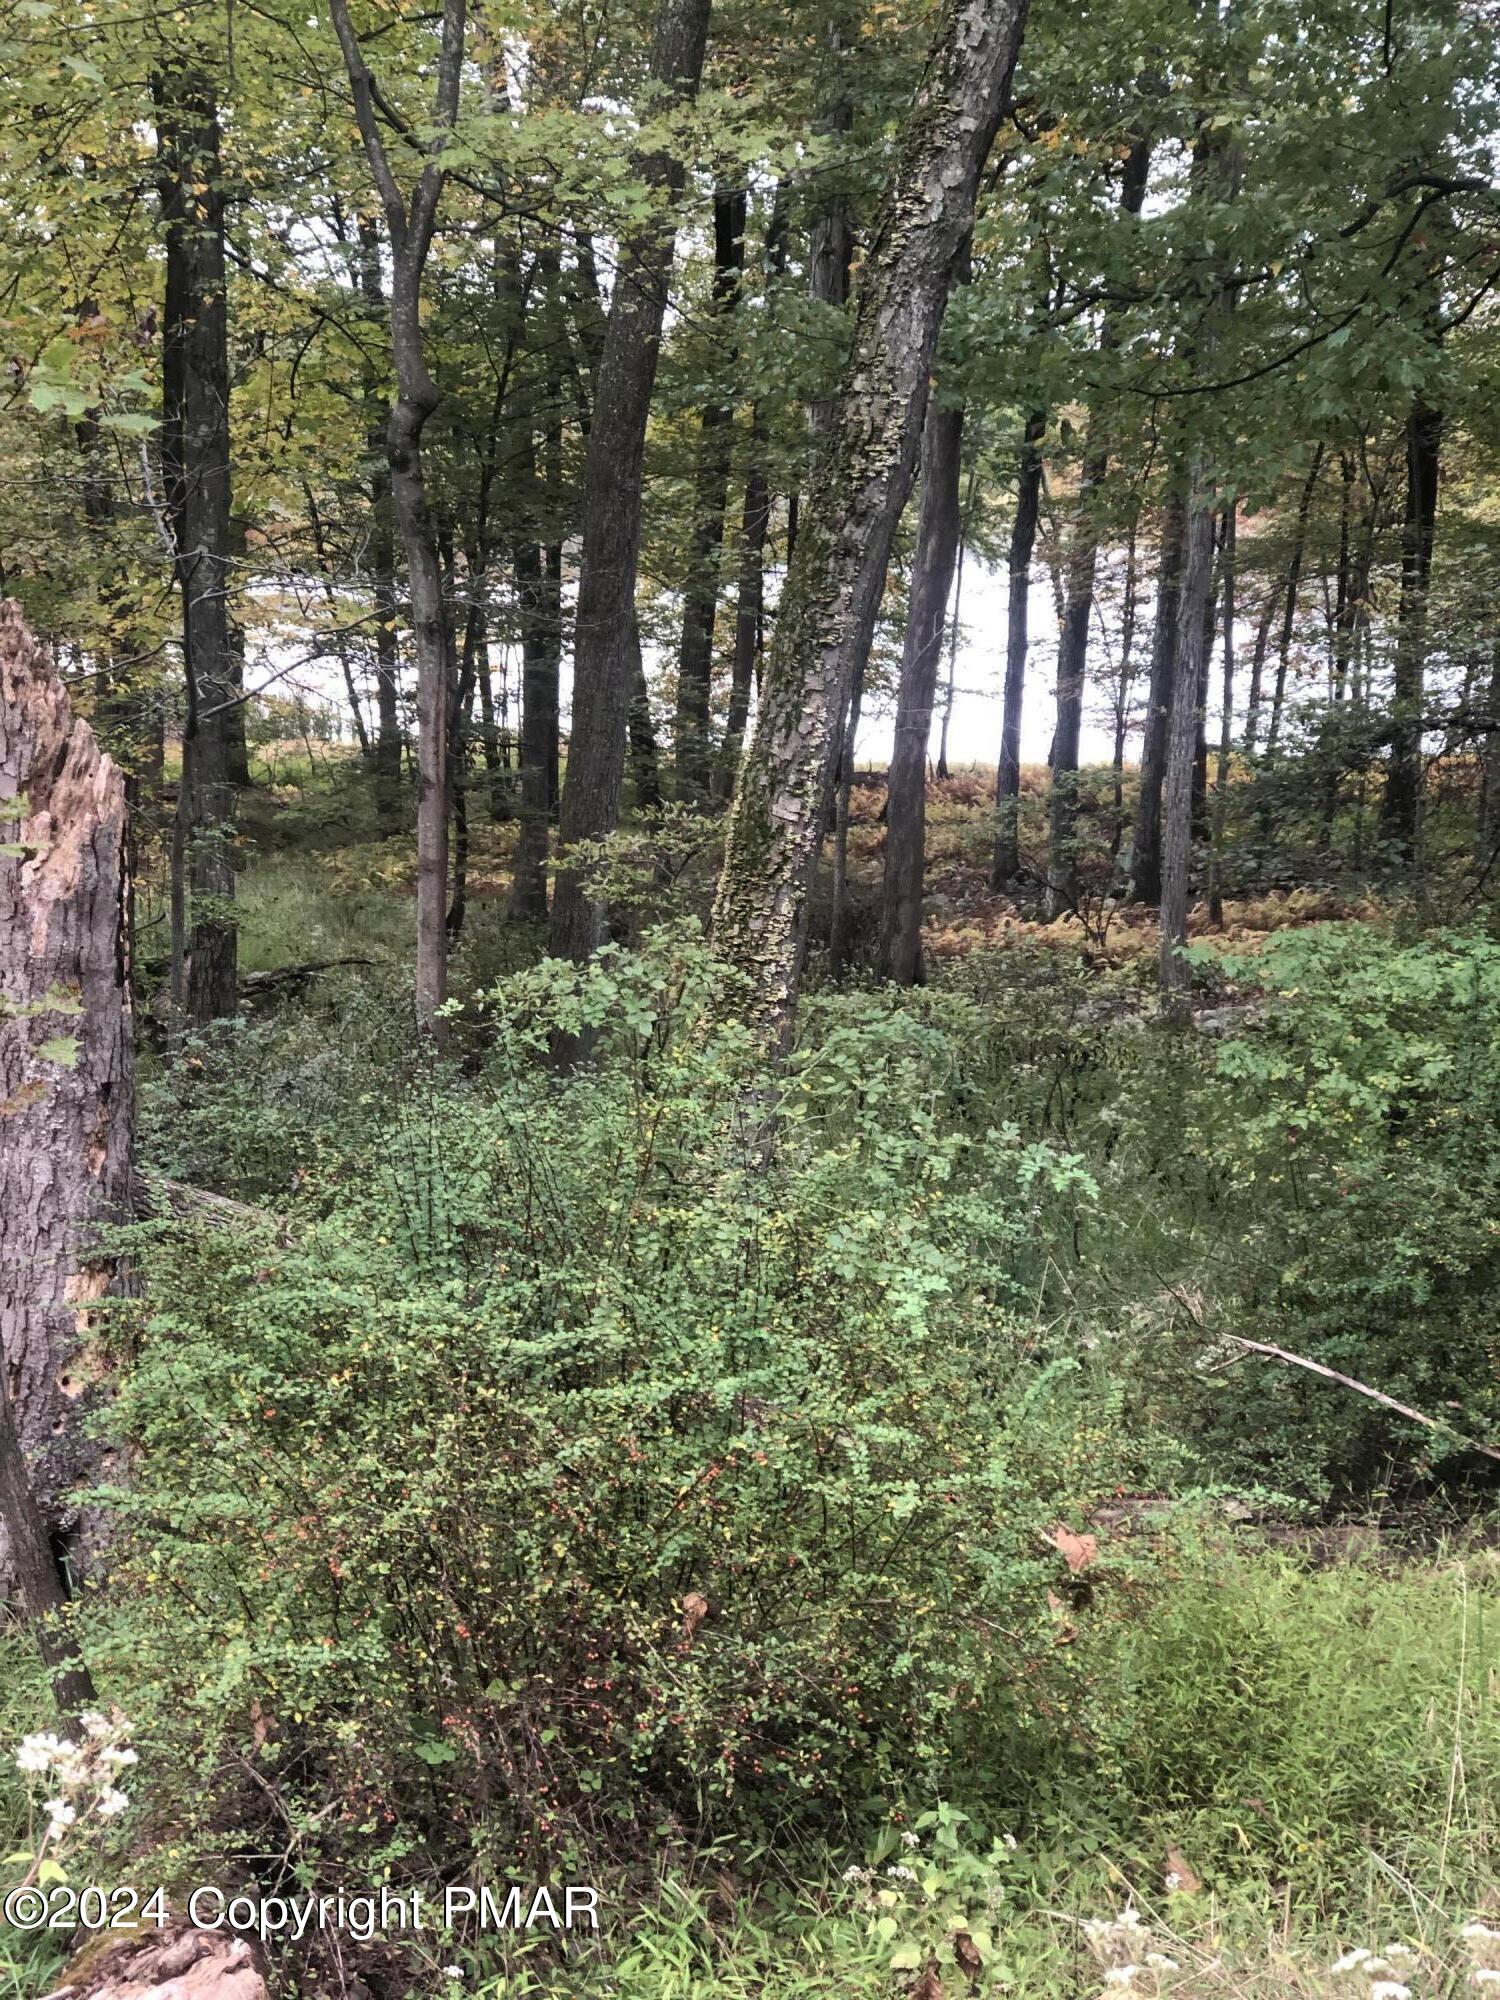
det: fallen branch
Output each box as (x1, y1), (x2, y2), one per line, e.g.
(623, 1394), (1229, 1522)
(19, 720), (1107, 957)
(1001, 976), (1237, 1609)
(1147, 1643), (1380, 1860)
(130, 1170), (290, 1243)
(1223, 1331), (1500, 1465)
(240, 956), (374, 996)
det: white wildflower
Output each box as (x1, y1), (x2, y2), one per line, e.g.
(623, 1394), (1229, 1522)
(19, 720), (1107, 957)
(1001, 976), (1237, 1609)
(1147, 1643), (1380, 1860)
(101, 1745), (139, 1769)
(1104, 1970), (1142, 1989)
(1382, 1945), (1416, 1962)
(1471, 1973), (1500, 1989)
(442, 1971), (463, 1984)
(1002, 1833), (1018, 1850)
(1145, 1954), (1180, 1971)
(840, 1865), (870, 1885)
(885, 1865), (916, 1882)
(43, 1799), (77, 1839)
(1368, 1983), (1411, 2000)
(1463, 1926), (1500, 1944)
(1163, 1871), (1182, 1890)
(14, 1733), (64, 1775)
(80, 1712), (111, 1740)
(96, 1787), (130, 1818)
(1331, 1949), (1373, 1975)
(901, 1831), (920, 1849)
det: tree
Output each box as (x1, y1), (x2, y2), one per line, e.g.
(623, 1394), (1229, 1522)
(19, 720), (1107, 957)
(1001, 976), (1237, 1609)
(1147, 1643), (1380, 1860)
(0, 601), (127, 1712)
(327, 0), (467, 1043)
(548, 0), (715, 975)
(991, 408), (1045, 887)
(879, 392), (964, 985)
(156, 63), (238, 1030)
(712, 0), (1031, 1044)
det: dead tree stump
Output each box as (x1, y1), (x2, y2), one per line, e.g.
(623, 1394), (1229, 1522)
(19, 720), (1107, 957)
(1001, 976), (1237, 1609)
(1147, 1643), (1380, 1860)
(0, 599), (134, 1594)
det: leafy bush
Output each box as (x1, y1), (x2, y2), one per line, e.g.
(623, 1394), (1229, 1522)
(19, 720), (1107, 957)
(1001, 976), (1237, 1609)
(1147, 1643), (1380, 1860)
(96, 928), (1124, 1902)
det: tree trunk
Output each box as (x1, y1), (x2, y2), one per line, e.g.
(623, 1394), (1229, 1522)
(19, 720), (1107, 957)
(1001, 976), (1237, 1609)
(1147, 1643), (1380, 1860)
(1109, 509), (1140, 861)
(156, 67), (238, 1030)
(1264, 444), (1325, 755)
(628, 623), (665, 813)
(1207, 507), (1236, 926)
(1045, 136), (1151, 918)
(1159, 457), (1218, 1005)
(1126, 489), (1185, 903)
(879, 394), (964, 984)
(507, 529), (556, 922)
(0, 602), (132, 1687)
(548, 0), (713, 977)
(328, 0), (467, 1044)
(1380, 397), (1442, 861)
(991, 408), (1046, 887)
(934, 533), (966, 781)
(716, 188), (790, 802)
(674, 188), (746, 800)
(358, 217), (405, 835)
(712, 0), (1030, 1046)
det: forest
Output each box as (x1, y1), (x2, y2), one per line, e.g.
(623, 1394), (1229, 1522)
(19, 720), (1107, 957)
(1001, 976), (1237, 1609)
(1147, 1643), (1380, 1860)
(1, 0), (1499, 1994)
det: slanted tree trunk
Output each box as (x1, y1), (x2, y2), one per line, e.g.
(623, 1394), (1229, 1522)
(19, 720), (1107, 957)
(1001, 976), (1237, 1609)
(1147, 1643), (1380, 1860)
(1380, 397), (1442, 861)
(1126, 489), (1185, 903)
(548, 0), (714, 976)
(0, 602), (130, 1710)
(674, 188), (746, 800)
(712, 0), (1031, 1045)
(991, 408), (1045, 886)
(879, 393), (964, 984)
(1264, 444), (1325, 755)
(329, 0), (467, 1044)
(156, 66), (237, 1030)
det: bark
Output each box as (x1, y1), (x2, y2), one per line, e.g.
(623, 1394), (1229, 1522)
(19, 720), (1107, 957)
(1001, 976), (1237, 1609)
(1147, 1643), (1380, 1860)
(1126, 489), (1185, 903)
(156, 68), (237, 1029)
(548, 0), (713, 976)
(329, 0), (467, 1043)
(1109, 511), (1141, 861)
(1476, 638), (1500, 875)
(712, 0), (1030, 1046)
(674, 188), (747, 799)
(0, 602), (132, 1667)
(879, 394), (964, 984)
(1242, 577), (1282, 760)
(991, 408), (1046, 886)
(1380, 397), (1442, 860)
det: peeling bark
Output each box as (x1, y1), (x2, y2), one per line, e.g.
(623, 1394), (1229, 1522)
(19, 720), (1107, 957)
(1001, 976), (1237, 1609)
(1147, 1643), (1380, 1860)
(712, 0), (1030, 1045)
(0, 600), (134, 1608)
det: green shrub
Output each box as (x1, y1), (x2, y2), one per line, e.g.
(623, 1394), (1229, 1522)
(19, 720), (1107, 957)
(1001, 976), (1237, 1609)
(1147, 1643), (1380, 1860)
(95, 928), (1125, 1897)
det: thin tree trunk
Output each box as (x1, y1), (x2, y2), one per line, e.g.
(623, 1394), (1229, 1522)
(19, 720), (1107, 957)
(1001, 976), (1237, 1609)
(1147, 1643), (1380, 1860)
(934, 532), (965, 782)
(716, 187), (790, 802)
(1475, 638), (1500, 874)
(1045, 136), (1151, 917)
(712, 0), (1031, 1046)
(991, 408), (1045, 886)
(827, 662), (865, 980)
(0, 603), (133, 1651)
(359, 217), (404, 834)
(879, 394), (964, 984)
(1264, 443), (1325, 755)
(627, 623), (665, 813)
(508, 524), (555, 922)
(156, 67), (237, 1030)
(1159, 454), (1218, 1004)
(1380, 397), (1442, 861)
(674, 188), (746, 799)
(548, 0), (713, 980)
(1208, 507), (1236, 926)
(1110, 509), (1141, 861)
(1126, 489), (1185, 903)
(329, 0), (467, 1044)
